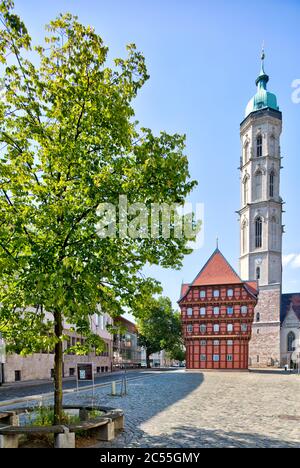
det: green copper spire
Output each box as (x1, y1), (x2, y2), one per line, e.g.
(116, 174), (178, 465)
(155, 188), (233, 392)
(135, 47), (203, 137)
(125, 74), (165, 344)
(245, 47), (279, 117)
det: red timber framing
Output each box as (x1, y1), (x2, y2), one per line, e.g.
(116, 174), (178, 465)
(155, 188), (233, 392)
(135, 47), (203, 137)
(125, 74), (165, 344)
(178, 248), (258, 371)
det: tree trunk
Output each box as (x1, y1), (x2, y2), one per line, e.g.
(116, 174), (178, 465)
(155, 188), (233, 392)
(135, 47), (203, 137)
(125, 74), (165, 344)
(146, 350), (151, 369)
(54, 309), (63, 425)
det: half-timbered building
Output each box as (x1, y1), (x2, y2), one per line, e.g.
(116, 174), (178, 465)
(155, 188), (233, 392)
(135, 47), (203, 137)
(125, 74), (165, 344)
(179, 249), (258, 370)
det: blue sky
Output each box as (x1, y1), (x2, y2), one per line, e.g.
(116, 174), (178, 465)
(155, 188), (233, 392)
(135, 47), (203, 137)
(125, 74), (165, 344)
(13, 0), (300, 308)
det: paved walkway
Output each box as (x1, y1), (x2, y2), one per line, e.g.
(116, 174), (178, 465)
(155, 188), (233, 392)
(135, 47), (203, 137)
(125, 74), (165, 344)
(2, 369), (300, 448)
(94, 370), (300, 448)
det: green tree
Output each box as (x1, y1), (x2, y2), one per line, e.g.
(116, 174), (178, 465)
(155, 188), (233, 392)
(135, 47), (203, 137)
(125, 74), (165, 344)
(137, 297), (184, 368)
(0, 1), (197, 424)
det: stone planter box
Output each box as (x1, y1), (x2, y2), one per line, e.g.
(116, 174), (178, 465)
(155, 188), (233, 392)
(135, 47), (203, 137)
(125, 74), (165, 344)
(0, 405), (124, 448)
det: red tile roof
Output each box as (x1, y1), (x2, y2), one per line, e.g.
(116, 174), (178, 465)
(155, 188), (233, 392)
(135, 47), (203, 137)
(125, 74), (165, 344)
(245, 281), (259, 296)
(191, 249), (242, 286)
(180, 283), (190, 299)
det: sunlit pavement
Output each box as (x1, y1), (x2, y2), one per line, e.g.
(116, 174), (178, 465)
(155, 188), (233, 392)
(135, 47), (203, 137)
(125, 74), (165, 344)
(1, 369), (300, 447)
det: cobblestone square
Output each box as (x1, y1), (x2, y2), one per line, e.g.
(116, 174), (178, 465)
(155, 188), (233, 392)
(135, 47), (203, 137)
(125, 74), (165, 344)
(3, 369), (300, 448)
(89, 369), (300, 448)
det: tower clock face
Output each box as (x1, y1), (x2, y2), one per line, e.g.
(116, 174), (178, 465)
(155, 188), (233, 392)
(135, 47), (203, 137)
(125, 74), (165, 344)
(256, 258), (262, 265)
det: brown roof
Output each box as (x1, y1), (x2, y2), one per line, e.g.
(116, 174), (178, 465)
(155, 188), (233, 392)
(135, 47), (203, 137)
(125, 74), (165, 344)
(191, 249), (242, 286)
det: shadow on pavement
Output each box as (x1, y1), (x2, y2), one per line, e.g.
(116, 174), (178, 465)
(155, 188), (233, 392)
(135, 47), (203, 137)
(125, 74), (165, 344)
(119, 425), (300, 448)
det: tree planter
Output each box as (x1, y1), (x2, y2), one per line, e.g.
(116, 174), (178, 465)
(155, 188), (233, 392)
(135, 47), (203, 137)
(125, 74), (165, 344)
(0, 406), (124, 449)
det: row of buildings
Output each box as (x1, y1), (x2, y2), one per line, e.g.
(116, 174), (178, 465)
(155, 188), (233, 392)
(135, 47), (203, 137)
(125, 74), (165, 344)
(0, 315), (139, 384)
(0, 314), (177, 384)
(180, 51), (300, 371)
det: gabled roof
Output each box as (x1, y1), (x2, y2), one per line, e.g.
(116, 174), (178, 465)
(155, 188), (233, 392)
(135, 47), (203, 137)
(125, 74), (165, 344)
(179, 283), (190, 300)
(191, 248), (242, 287)
(281, 293), (300, 324)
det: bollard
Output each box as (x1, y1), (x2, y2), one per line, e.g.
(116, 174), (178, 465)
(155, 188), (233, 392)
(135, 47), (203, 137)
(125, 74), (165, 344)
(111, 381), (116, 396)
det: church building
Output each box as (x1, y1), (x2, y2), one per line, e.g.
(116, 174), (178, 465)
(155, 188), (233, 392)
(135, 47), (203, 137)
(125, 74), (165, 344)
(180, 50), (300, 370)
(238, 50), (283, 367)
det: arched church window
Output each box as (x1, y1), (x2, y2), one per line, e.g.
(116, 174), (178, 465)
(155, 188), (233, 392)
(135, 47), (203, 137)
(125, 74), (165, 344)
(256, 135), (263, 157)
(269, 171), (275, 198)
(287, 331), (296, 352)
(256, 266), (261, 280)
(255, 171), (263, 200)
(256, 312), (260, 322)
(255, 217), (263, 249)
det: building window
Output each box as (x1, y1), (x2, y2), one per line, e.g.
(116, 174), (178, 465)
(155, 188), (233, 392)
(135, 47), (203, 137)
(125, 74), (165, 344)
(200, 290), (206, 298)
(227, 340), (233, 346)
(213, 324), (220, 333)
(200, 340), (206, 346)
(213, 340), (220, 346)
(227, 289), (233, 298)
(213, 290), (220, 298)
(227, 306), (234, 316)
(269, 171), (275, 198)
(227, 355), (233, 362)
(256, 312), (260, 322)
(213, 354), (220, 362)
(200, 325), (206, 334)
(257, 329), (260, 334)
(241, 306), (248, 315)
(213, 307), (220, 316)
(227, 324), (233, 332)
(257, 355), (260, 363)
(255, 217), (263, 248)
(256, 135), (262, 157)
(287, 331), (296, 352)
(256, 266), (261, 280)
(255, 171), (263, 200)
(200, 307), (206, 316)
(187, 325), (193, 333)
(200, 354), (206, 361)
(241, 324), (247, 332)
(187, 307), (193, 317)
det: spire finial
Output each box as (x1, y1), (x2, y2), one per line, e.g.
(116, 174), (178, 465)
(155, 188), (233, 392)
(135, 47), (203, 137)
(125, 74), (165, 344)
(261, 41), (265, 61)
(216, 237), (219, 249)
(260, 41), (266, 74)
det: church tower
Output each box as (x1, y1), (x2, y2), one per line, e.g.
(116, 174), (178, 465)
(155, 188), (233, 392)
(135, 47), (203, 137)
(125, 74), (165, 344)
(238, 50), (283, 367)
